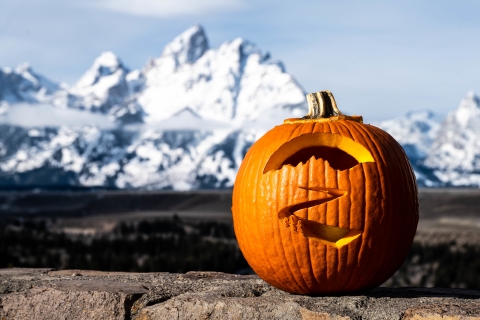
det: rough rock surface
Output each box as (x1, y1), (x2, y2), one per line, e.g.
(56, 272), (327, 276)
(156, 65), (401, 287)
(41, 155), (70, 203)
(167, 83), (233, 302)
(0, 268), (479, 320)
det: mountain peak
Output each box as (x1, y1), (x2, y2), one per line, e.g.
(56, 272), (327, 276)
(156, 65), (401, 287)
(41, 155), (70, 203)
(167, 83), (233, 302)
(139, 25), (305, 124)
(15, 62), (32, 74)
(75, 51), (127, 88)
(95, 51), (122, 69)
(0, 62), (59, 104)
(161, 24), (209, 66)
(453, 91), (480, 127)
(460, 91), (480, 109)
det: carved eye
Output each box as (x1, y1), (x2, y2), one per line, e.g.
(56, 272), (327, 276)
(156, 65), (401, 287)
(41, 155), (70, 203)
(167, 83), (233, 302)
(279, 146), (359, 171)
(263, 132), (375, 173)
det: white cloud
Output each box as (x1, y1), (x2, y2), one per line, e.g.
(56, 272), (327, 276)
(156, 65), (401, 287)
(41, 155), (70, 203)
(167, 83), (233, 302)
(0, 104), (115, 129)
(141, 108), (231, 130)
(88, 0), (246, 17)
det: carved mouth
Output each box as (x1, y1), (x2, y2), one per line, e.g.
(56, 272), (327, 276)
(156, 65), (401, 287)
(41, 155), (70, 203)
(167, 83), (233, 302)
(278, 187), (362, 248)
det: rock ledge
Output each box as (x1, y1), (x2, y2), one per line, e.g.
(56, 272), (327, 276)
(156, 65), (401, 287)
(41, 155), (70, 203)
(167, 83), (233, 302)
(1, 268), (479, 320)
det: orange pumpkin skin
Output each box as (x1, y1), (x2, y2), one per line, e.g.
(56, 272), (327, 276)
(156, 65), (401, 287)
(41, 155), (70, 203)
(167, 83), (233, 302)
(232, 118), (418, 294)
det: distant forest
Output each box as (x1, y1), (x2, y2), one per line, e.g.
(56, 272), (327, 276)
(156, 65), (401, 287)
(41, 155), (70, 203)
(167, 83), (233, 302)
(1, 216), (480, 289)
(0, 216), (249, 274)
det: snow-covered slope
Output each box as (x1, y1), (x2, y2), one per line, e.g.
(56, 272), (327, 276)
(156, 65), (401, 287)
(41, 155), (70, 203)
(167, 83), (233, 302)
(56, 51), (145, 124)
(0, 125), (263, 190)
(374, 110), (440, 162)
(0, 63), (59, 104)
(424, 92), (480, 186)
(375, 91), (480, 187)
(0, 63), (60, 115)
(373, 110), (441, 186)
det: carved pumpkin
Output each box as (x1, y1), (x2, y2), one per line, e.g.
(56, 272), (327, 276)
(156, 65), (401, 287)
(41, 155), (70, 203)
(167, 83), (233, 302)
(232, 90), (418, 294)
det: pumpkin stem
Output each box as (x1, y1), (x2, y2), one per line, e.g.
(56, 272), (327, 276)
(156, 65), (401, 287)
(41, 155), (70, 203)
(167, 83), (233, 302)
(284, 90), (362, 124)
(303, 90), (344, 119)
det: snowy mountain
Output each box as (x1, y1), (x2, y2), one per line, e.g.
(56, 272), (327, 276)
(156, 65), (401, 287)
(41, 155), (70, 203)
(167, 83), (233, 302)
(60, 51), (145, 124)
(374, 110), (440, 161)
(0, 24), (479, 189)
(375, 91), (480, 187)
(424, 92), (480, 187)
(1, 24), (306, 126)
(138, 25), (306, 124)
(0, 63), (60, 104)
(0, 63), (61, 115)
(0, 25), (304, 190)
(373, 110), (441, 186)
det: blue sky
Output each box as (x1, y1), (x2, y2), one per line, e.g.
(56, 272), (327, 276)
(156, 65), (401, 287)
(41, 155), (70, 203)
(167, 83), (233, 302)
(1, 0), (479, 120)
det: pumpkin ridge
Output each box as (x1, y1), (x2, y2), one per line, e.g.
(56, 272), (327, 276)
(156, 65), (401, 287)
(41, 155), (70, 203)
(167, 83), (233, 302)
(298, 143), (322, 290)
(265, 158), (287, 290)
(351, 121), (396, 289)
(358, 125), (396, 288)
(336, 120), (382, 291)
(370, 125), (419, 225)
(274, 160), (300, 292)
(383, 132), (414, 285)
(239, 142), (261, 279)
(276, 140), (311, 293)
(360, 122), (396, 290)
(331, 121), (355, 229)
(323, 120), (335, 292)
(367, 125), (418, 285)
(330, 122), (352, 289)
(332, 121), (365, 292)
(310, 145), (329, 289)
(337, 167), (352, 290)
(298, 156), (324, 291)
(286, 152), (314, 292)
(307, 149), (324, 288)
(303, 158), (322, 289)
(374, 125), (415, 286)
(329, 120), (361, 291)
(324, 119), (339, 290)
(334, 121), (368, 231)
(260, 134), (294, 290)
(238, 134), (280, 288)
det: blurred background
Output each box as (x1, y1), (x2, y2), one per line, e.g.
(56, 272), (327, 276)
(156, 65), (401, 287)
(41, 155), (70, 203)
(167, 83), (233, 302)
(0, 0), (479, 289)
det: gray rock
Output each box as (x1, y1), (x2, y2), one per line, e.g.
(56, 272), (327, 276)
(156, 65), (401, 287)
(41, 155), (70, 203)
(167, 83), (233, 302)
(1, 268), (479, 320)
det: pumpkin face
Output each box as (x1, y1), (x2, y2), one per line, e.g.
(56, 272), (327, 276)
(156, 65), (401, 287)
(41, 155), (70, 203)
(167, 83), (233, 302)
(232, 91), (418, 294)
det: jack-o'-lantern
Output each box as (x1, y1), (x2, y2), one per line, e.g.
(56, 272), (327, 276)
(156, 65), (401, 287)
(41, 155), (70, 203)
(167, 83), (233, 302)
(232, 90), (418, 294)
